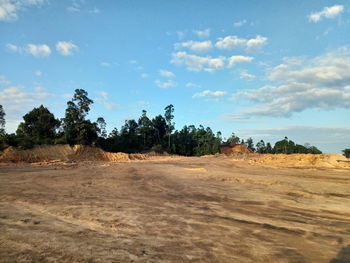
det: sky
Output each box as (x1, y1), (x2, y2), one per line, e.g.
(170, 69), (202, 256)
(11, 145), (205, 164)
(0, 0), (350, 153)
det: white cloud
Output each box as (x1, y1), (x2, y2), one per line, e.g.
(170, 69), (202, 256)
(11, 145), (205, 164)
(0, 84), (53, 132)
(0, 75), (11, 85)
(176, 31), (185, 40)
(175, 40), (213, 53)
(128, 60), (143, 70)
(56, 41), (79, 56)
(98, 91), (109, 99)
(237, 48), (350, 117)
(7, 43), (51, 57)
(216, 35), (267, 51)
(89, 7), (100, 14)
(308, 5), (344, 22)
(140, 73), (149, 78)
(193, 28), (210, 38)
(171, 51), (225, 72)
(240, 71), (255, 80)
(186, 82), (200, 88)
(155, 79), (177, 89)
(67, 0), (101, 14)
(159, 69), (175, 78)
(26, 44), (51, 57)
(0, 86), (51, 105)
(96, 91), (118, 110)
(193, 90), (226, 98)
(100, 62), (111, 67)
(67, 6), (79, 12)
(67, 0), (82, 12)
(0, 0), (44, 22)
(227, 55), (253, 68)
(0, 0), (17, 21)
(6, 43), (20, 52)
(34, 70), (42, 76)
(63, 93), (72, 99)
(246, 35), (268, 49)
(233, 19), (247, 27)
(221, 113), (247, 120)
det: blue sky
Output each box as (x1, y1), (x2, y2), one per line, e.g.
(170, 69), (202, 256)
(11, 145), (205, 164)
(0, 0), (349, 153)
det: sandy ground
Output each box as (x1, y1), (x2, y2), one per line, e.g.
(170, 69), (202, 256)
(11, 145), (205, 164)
(0, 157), (350, 262)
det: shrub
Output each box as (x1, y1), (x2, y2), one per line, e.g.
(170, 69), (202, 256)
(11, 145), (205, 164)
(54, 136), (67, 145)
(343, 149), (350, 158)
(17, 137), (35, 149)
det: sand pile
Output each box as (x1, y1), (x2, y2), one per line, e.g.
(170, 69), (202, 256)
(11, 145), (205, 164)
(0, 145), (75, 163)
(247, 154), (350, 168)
(220, 144), (253, 155)
(0, 145), (151, 163)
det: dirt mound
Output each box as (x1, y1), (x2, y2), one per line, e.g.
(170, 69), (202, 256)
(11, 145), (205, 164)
(0, 145), (75, 163)
(0, 145), (152, 163)
(246, 154), (350, 168)
(220, 143), (253, 155)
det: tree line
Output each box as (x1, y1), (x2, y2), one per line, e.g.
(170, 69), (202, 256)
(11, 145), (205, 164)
(0, 89), (330, 156)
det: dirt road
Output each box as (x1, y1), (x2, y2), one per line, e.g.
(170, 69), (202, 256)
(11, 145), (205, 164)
(0, 157), (350, 262)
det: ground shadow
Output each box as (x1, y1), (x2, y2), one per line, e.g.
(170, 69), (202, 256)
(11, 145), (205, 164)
(329, 245), (350, 263)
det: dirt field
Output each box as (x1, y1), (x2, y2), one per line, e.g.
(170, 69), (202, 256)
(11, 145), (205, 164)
(1, 156), (350, 262)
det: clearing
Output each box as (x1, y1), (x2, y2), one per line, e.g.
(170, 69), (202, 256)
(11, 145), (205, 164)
(0, 155), (350, 262)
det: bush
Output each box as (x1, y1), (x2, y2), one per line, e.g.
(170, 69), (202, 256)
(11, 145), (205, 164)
(54, 136), (67, 145)
(17, 137), (35, 149)
(3, 133), (19, 147)
(343, 149), (350, 158)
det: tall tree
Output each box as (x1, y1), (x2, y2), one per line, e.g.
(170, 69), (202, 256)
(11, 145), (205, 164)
(266, 142), (273, 153)
(256, 140), (266, 153)
(138, 110), (152, 148)
(0, 105), (5, 136)
(164, 104), (175, 149)
(0, 105), (5, 148)
(96, 117), (107, 138)
(63, 89), (97, 145)
(152, 115), (166, 144)
(72, 89), (94, 120)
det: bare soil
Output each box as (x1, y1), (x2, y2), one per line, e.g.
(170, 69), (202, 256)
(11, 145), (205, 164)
(1, 156), (350, 262)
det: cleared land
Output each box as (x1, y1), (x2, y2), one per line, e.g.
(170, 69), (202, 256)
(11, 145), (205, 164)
(0, 156), (350, 262)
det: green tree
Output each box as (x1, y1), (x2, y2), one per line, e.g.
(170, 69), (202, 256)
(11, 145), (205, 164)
(109, 128), (119, 138)
(274, 137), (295, 154)
(172, 125), (221, 156)
(138, 110), (153, 148)
(16, 105), (60, 145)
(226, 132), (240, 144)
(256, 140), (266, 153)
(63, 89), (97, 145)
(164, 104), (175, 150)
(307, 146), (322, 154)
(0, 105), (6, 148)
(75, 120), (98, 145)
(266, 142), (273, 153)
(119, 119), (141, 153)
(294, 144), (308, 153)
(152, 115), (166, 145)
(246, 137), (255, 152)
(72, 89), (94, 120)
(343, 149), (350, 158)
(0, 105), (5, 131)
(96, 117), (107, 138)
